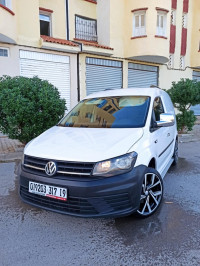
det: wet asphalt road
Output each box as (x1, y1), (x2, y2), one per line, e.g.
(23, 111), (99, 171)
(0, 142), (200, 266)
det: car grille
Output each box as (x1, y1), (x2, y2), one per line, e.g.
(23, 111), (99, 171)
(20, 184), (132, 216)
(23, 155), (95, 179)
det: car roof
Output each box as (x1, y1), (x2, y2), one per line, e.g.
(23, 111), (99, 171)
(84, 88), (164, 99)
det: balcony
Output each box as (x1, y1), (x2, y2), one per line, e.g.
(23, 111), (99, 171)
(0, 4), (17, 44)
(125, 35), (169, 64)
(124, 0), (171, 64)
(75, 15), (98, 42)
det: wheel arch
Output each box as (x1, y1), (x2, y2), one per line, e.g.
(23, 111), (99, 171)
(148, 157), (156, 170)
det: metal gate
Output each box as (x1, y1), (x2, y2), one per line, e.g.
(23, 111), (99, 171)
(128, 63), (158, 88)
(191, 71), (200, 115)
(86, 57), (122, 95)
(20, 50), (71, 110)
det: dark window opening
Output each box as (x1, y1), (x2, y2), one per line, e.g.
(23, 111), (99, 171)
(40, 14), (51, 36)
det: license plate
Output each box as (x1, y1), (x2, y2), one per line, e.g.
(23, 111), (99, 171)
(29, 181), (67, 201)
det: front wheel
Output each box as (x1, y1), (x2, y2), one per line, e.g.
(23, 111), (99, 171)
(137, 168), (163, 218)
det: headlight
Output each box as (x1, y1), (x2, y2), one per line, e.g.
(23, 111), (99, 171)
(92, 152), (137, 177)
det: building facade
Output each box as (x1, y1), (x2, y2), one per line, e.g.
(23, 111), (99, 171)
(0, 0), (200, 113)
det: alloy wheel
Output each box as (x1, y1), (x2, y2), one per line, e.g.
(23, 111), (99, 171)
(137, 171), (163, 217)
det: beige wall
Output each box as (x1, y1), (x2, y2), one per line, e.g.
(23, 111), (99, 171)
(0, 44), (78, 107)
(190, 0), (200, 68)
(17, 0), (40, 47)
(97, 0), (110, 46)
(159, 65), (192, 90)
(0, 0), (68, 48)
(39, 0), (67, 39)
(0, 1), (18, 44)
(0, 44), (20, 76)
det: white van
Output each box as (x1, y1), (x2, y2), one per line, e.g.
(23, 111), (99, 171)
(19, 88), (178, 218)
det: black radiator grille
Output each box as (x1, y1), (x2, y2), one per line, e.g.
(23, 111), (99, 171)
(23, 155), (95, 179)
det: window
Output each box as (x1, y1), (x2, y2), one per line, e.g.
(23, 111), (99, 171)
(40, 13), (51, 36)
(58, 96), (150, 128)
(0, 0), (11, 9)
(156, 12), (167, 37)
(133, 11), (146, 37)
(0, 47), (9, 57)
(153, 97), (164, 121)
(75, 15), (97, 42)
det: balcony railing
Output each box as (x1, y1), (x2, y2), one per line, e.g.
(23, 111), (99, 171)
(75, 15), (97, 42)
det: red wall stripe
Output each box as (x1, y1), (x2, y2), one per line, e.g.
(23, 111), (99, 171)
(170, 25), (176, 54)
(181, 28), (187, 55)
(183, 0), (189, 13)
(172, 0), (177, 9)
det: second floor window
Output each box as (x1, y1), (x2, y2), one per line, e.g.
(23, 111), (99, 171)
(133, 11), (146, 37)
(156, 12), (167, 37)
(75, 15), (97, 42)
(0, 0), (11, 9)
(40, 13), (51, 36)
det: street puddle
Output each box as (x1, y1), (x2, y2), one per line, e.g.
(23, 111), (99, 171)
(112, 200), (200, 256)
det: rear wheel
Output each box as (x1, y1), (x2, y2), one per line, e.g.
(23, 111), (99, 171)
(137, 168), (163, 218)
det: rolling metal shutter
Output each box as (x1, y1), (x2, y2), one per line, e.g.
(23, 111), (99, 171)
(86, 57), (122, 95)
(191, 71), (200, 115)
(128, 63), (158, 88)
(20, 50), (71, 110)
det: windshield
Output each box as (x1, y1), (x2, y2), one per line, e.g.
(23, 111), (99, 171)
(58, 96), (150, 128)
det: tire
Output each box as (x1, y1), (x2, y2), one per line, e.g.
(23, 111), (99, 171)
(172, 138), (178, 166)
(136, 168), (163, 218)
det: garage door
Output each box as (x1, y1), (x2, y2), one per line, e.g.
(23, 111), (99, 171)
(128, 63), (158, 88)
(191, 71), (200, 115)
(20, 50), (71, 110)
(86, 57), (122, 95)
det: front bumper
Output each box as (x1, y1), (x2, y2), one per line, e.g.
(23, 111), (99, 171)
(19, 165), (147, 218)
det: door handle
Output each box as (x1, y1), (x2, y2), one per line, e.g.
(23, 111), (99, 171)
(154, 140), (158, 143)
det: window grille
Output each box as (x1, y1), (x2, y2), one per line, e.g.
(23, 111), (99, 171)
(182, 13), (187, 28)
(75, 16), (97, 42)
(168, 54), (174, 69)
(171, 10), (176, 25)
(180, 56), (185, 69)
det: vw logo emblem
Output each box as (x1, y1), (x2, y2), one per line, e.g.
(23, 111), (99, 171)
(45, 161), (57, 176)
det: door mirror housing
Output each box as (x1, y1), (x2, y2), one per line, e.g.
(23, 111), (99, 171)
(156, 113), (175, 127)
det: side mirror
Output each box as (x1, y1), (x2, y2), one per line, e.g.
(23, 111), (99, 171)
(156, 113), (175, 127)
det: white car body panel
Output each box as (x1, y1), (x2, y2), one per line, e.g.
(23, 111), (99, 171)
(24, 87), (177, 178)
(24, 126), (144, 163)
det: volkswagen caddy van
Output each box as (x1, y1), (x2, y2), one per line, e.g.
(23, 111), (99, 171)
(19, 88), (178, 218)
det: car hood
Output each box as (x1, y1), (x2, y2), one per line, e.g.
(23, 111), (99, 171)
(24, 126), (144, 162)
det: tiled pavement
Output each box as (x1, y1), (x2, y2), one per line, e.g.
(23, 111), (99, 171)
(0, 124), (200, 162)
(0, 133), (24, 161)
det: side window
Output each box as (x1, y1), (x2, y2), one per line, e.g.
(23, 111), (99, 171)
(153, 97), (165, 121)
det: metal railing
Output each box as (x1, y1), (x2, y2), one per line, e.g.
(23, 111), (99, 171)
(75, 15), (97, 42)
